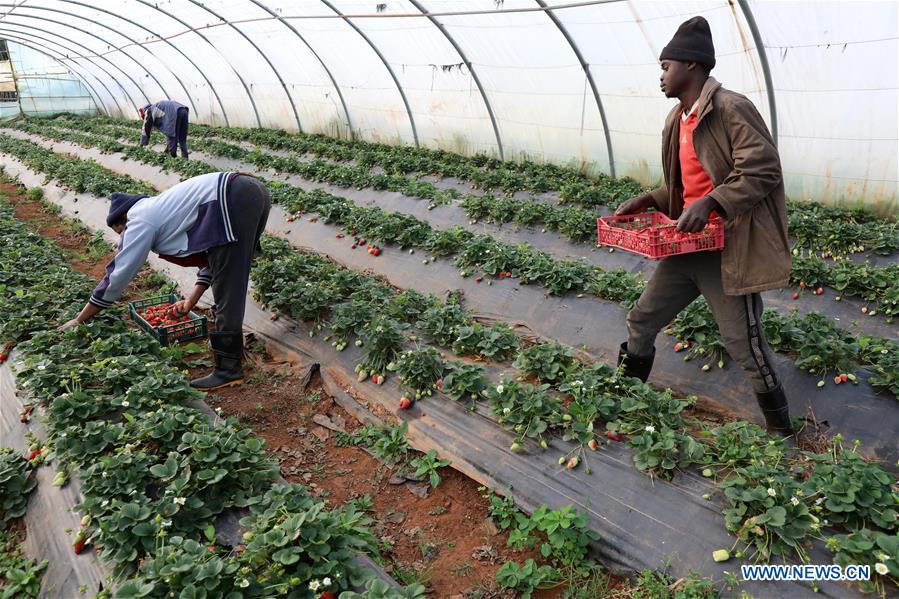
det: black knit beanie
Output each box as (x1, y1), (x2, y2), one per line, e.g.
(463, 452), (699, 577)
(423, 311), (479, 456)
(107, 192), (147, 228)
(659, 16), (716, 69)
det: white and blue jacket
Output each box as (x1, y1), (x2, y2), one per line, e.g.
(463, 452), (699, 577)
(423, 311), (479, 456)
(90, 172), (239, 308)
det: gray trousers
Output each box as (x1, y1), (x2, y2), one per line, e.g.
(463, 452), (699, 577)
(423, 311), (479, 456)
(207, 175), (270, 334)
(626, 251), (779, 393)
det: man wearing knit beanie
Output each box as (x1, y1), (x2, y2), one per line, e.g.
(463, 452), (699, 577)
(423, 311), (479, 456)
(614, 17), (796, 444)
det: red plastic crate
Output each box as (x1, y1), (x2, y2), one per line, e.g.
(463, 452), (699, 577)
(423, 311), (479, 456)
(597, 212), (724, 260)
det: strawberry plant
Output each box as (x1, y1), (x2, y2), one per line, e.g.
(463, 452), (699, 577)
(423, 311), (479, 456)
(700, 421), (786, 472)
(719, 462), (817, 561)
(827, 529), (898, 595)
(800, 441), (898, 531)
(513, 342), (576, 383)
(358, 317), (407, 379)
(416, 302), (472, 346)
(440, 361), (487, 404)
(474, 323), (520, 362)
(668, 298), (728, 370)
(0, 448), (36, 523)
(558, 365), (623, 445)
(488, 380), (563, 446)
(392, 346), (446, 399)
(330, 299), (376, 345)
(628, 424), (705, 479)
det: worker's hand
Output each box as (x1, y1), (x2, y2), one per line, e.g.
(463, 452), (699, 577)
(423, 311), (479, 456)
(171, 299), (195, 317)
(676, 196), (717, 233)
(615, 194), (654, 216)
(59, 318), (81, 332)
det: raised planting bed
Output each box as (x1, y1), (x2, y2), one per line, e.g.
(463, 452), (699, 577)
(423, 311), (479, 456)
(1, 136), (897, 471)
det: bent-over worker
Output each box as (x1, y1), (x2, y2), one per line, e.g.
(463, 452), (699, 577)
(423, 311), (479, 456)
(60, 171), (271, 391)
(139, 100), (189, 159)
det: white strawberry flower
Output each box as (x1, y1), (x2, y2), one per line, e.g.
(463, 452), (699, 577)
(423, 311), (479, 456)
(875, 563), (889, 576)
(878, 553), (890, 562)
(309, 580), (321, 591)
(645, 425), (655, 433)
(173, 496), (186, 505)
(767, 488), (776, 497)
(238, 579), (250, 588)
(496, 384), (504, 394)
(323, 577), (332, 587)
(790, 496), (800, 506)
(121, 400), (129, 407)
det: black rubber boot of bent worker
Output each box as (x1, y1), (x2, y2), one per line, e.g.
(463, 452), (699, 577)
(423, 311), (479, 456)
(190, 332), (245, 390)
(755, 384), (796, 444)
(617, 342), (655, 383)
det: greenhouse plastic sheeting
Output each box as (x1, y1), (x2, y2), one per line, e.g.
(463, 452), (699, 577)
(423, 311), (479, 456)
(0, 0), (894, 212)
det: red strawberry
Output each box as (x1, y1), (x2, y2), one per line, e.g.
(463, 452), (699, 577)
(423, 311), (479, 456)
(817, 287), (823, 295)
(435, 379), (443, 391)
(373, 248), (381, 256)
(0, 352), (8, 363)
(674, 342), (684, 352)
(73, 539), (86, 554)
(506, 271), (512, 278)
(833, 376), (841, 385)
(605, 432), (621, 442)
(27, 448), (42, 461)
(840, 373), (848, 383)
(399, 397), (412, 410)
(359, 239), (366, 245)
(799, 282), (806, 290)
(499, 272), (505, 279)
(792, 293), (799, 300)
(20, 406), (33, 423)
(475, 276), (483, 283)
(351, 243), (357, 249)
(336, 233), (344, 238)
(321, 593), (336, 599)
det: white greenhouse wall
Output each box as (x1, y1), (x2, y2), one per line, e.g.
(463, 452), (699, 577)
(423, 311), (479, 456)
(0, 0), (894, 213)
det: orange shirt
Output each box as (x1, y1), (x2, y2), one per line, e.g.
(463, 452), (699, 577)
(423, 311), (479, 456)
(678, 104), (715, 213)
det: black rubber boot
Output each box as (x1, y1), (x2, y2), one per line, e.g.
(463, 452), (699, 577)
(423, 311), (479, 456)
(190, 332), (245, 391)
(617, 341), (656, 383)
(755, 384), (796, 442)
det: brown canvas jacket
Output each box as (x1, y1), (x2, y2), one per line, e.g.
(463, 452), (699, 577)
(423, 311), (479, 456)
(648, 76), (791, 295)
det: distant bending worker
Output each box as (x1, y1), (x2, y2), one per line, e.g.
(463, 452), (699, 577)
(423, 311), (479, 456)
(139, 100), (189, 159)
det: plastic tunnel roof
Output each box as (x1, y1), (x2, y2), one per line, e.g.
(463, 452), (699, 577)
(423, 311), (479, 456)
(1, 0), (896, 212)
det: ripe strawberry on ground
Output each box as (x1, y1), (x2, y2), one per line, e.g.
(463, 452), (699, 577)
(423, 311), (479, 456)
(605, 431), (621, 442)
(399, 397), (412, 410)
